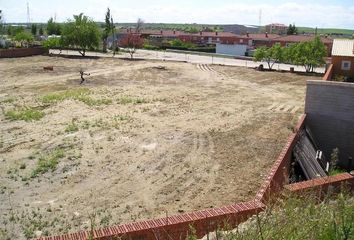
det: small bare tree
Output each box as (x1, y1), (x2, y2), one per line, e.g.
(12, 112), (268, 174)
(120, 34), (144, 59)
(119, 18), (144, 59)
(136, 18), (144, 33)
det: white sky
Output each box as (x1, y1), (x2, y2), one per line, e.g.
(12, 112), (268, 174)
(2, 0), (354, 29)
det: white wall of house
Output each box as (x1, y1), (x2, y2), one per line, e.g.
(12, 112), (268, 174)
(216, 43), (247, 56)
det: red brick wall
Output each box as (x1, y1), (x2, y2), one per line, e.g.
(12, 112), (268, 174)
(255, 114), (306, 203)
(285, 173), (354, 197)
(323, 64), (334, 80)
(36, 201), (265, 240)
(0, 47), (48, 58)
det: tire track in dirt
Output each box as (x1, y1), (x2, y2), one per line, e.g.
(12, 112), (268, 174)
(267, 103), (301, 114)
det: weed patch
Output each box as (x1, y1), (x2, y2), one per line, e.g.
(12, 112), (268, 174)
(221, 193), (354, 240)
(117, 96), (148, 105)
(41, 88), (112, 106)
(31, 148), (65, 177)
(65, 121), (79, 133)
(5, 108), (44, 121)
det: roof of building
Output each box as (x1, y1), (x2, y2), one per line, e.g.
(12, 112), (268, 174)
(179, 32), (241, 38)
(244, 33), (280, 41)
(331, 39), (354, 57)
(148, 30), (185, 37)
(266, 23), (287, 27)
(274, 35), (333, 44)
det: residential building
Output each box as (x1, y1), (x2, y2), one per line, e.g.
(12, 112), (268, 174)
(178, 32), (250, 45)
(244, 33), (280, 47)
(265, 23), (288, 34)
(272, 35), (333, 56)
(330, 39), (354, 81)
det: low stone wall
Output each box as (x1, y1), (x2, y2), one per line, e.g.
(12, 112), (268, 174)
(0, 47), (48, 58)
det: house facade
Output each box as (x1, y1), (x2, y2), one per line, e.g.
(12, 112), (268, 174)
(178, 32), (250, 45)
(331, 39), (354, 81)
(272, 35), (333, 56)
(265, 23), (288, 35)
(244, 33), (280, 47)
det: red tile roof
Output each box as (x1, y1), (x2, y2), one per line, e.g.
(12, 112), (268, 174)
(244, 33), (280, 41)
(274, 35), (333, 44)
(147, 30), (185, 37)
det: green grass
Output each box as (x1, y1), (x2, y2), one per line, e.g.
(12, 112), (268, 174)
(65, 121), (79, 133)
(41, 88), (112, 106)
(5, 108), (45, 121)
(297, 27), (354, 35)
(31, 148), (65, 178)
(216, 193), (353, 240)
(329, 168), (346, 176)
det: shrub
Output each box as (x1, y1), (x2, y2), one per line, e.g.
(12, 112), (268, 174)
(43, 37), (62, 49)
(220, 193), (353, 240)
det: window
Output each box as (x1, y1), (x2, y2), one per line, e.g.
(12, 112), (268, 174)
(341, 61), (351, 71)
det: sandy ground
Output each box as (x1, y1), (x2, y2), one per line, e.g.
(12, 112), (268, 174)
(0, 55), (321, 239)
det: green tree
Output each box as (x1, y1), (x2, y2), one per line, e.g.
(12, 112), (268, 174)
(290, 37), (327, 72)
(31, 24), (37, 36)
(61, 13), (101, 56)
(0, 10), (4, 35)
(253, 43), (284, 70)
(7, 26), (24, 36)
(14, 31), (34, 47)
(287, 24), (298, 35)
(39, 25), (44, 36)
(43, 37), (62, 49)
(102, 8), (114, 52)
(47, 17), (61, 35)
(110, 16), (116, 55)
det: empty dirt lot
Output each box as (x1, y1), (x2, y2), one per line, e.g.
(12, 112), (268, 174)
(0, 55), (321, 239)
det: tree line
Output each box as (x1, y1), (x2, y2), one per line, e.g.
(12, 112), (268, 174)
(1, 9), (144, 58)
(253, 37), (327, 72)
(43, 9), (144, 57)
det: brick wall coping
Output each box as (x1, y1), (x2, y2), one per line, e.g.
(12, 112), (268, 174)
(285, 173), (354, 192)
(36, 200), (265, 240)
(322, 64), (333, 81)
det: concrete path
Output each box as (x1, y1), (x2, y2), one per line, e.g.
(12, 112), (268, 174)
(49, 49), (325, 73)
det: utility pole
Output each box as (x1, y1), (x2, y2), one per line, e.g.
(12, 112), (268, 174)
(258, 9), (262, 33)
(26, 1), (31, 27)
